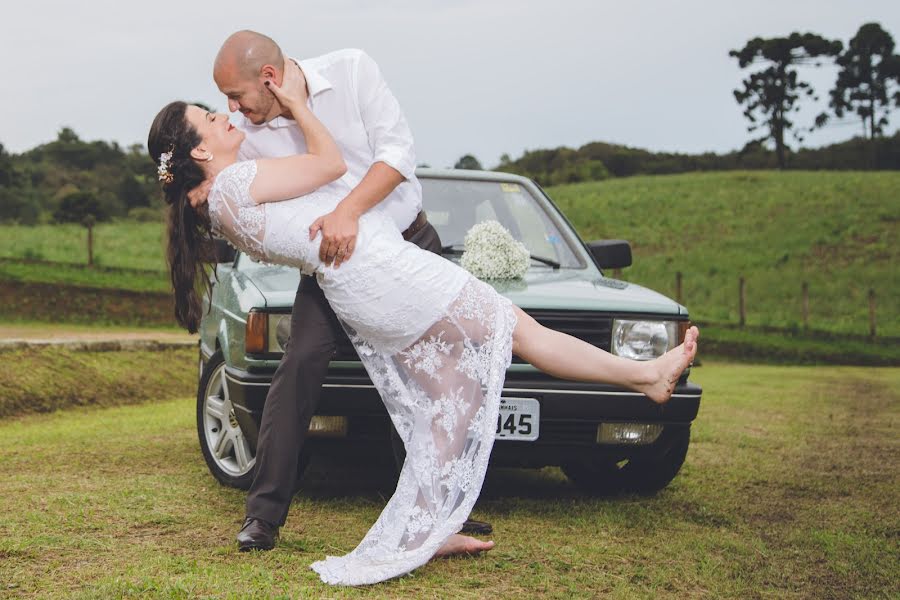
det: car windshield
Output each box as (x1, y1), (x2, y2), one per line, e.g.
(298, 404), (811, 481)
(421, 178), (584, 269)
(239, 176), (586, 271)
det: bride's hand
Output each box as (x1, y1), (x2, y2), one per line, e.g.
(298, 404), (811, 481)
(266, 59), (307, 109)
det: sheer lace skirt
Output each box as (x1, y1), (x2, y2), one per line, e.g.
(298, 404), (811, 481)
(310, 277), (517, 585)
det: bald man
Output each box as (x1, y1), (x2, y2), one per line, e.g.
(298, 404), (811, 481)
(209, 31), (492, 551)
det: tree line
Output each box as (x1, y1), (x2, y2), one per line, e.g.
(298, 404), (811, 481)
(731, 22), (898, 169)
(467, 22), (900, 184)
(0, 22), (897, 225)
(0, 128), (158, 226)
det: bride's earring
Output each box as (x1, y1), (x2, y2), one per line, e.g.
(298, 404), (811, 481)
(205, 152), (214, 162)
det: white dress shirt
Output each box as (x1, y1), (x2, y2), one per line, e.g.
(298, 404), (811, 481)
(236, 48), (422, 232)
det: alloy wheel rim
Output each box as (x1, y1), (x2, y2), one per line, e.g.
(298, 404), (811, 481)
(202, 363), (255, 476)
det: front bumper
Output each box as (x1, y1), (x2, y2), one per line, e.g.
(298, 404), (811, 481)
(221, 361), (702, 468)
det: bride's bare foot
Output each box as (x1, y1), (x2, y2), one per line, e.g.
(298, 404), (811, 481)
(637, 325), (699, 404)
(433, 534), (495, 559)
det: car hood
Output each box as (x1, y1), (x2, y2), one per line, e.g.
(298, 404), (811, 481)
(491, 270), (683, 315)
(243, 265), (301, 307)
(248, 264), (683, 316)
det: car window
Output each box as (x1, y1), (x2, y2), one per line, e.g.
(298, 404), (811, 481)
(422, 178), (583, 268)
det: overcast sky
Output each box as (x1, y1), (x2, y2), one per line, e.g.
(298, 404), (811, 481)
(2, 0), (898, 168)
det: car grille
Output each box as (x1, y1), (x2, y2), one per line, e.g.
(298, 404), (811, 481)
(333, 309), (612, 362)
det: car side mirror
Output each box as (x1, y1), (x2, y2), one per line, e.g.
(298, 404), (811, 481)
(587, 240), (632, 269)
(213, 237), (237, 264)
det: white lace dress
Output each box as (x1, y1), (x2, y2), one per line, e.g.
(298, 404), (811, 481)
(208, 160), (517, 586)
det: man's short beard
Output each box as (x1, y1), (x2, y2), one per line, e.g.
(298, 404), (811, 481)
(253, 90), (278, 124)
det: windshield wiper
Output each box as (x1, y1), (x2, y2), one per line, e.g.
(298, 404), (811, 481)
(442, 244), (560, 269)
(529, 255), (561, 269)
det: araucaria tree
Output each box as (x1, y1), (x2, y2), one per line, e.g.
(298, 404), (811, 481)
(829, 23), (900, 139)
(730, 33), (842, 168)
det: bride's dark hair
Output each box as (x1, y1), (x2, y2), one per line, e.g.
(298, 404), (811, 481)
(147, 101), (216, 333)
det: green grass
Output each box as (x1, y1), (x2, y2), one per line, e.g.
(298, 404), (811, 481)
(1, 361), (897, 598)
(0, 221), (167, 272)
(548, 170), (900, 337)
(0, 258), (169, 293)
(2, 171), (898, 336)
(697, 323), (900, 366)
(0, 346), (196, 418)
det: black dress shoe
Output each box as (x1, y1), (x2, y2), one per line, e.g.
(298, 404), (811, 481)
(460, 519), (492, 535)
(236, 517), (280, 551)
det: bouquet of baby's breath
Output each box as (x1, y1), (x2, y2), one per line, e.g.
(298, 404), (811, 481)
(460, 220), (530, 280)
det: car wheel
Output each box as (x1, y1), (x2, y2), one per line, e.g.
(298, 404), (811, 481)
(563, 427), (691, 495)
(197, 350), (256, 490)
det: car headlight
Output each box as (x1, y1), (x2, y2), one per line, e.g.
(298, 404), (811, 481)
(269, 314), (291, 353)
(611, 319), (678, 360)
(246, 311), (291, 354)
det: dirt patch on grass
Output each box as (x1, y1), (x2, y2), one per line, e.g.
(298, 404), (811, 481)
(807, 233), (892, 267)
(0, 280), (175, 327)
(732, 371), (900, 598)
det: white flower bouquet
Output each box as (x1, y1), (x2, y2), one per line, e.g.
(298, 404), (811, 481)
(460, 220), (530, 280)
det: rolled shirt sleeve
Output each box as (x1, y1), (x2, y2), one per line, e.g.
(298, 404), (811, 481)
(353, 50), (417, 181)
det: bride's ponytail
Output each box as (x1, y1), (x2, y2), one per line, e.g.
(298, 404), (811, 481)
(148, 101), (216, 333)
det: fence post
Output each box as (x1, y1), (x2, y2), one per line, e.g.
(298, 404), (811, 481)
(87, 224), (94, 267)
(802, 281), (809, 330)
(869, 288), (876, 338)
(676, 271), (683, 305)
(739, 276), (746, 327)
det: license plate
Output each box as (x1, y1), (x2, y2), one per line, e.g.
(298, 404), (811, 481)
(495, 397), (540, 441)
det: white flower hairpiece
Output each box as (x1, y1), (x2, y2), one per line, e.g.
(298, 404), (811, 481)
(157, 146), (175, 184)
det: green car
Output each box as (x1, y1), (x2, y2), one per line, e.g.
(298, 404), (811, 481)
(196, 168), (702, 494)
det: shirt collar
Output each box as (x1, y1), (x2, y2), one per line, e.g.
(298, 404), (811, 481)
(256, 56), (332, 130)
(296, 56), (334, 98)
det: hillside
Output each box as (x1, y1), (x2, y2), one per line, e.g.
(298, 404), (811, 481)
(546, 170), (899, 337)
(496, 133), (900, 185)
(1, 170), (896, 339)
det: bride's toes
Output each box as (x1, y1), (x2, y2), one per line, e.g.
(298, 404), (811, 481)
(434, 534), (495, 559)
(642, 329), (700, 404)
(685, 326), (700, 353)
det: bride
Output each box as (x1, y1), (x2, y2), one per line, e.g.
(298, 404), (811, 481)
(148, 61), (699, 586)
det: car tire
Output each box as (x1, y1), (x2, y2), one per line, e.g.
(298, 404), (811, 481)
(563, 427), (691, 495)
(197, 350), (257, 490)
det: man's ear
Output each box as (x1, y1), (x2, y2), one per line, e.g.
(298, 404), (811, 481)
(260, 64), (278, 86)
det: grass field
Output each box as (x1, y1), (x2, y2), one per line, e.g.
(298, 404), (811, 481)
(2, 170), (898, 336)
(547, 170), (899, 337)
(1, 359), (897, 598)
(0, 346), (195, 418)
(0, 258), (169, 293)
(697, 323), (900, 366)
(0, 222), (167, 272)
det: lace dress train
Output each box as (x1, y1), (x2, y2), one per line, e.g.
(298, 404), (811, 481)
(310, 278), (516, 585)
